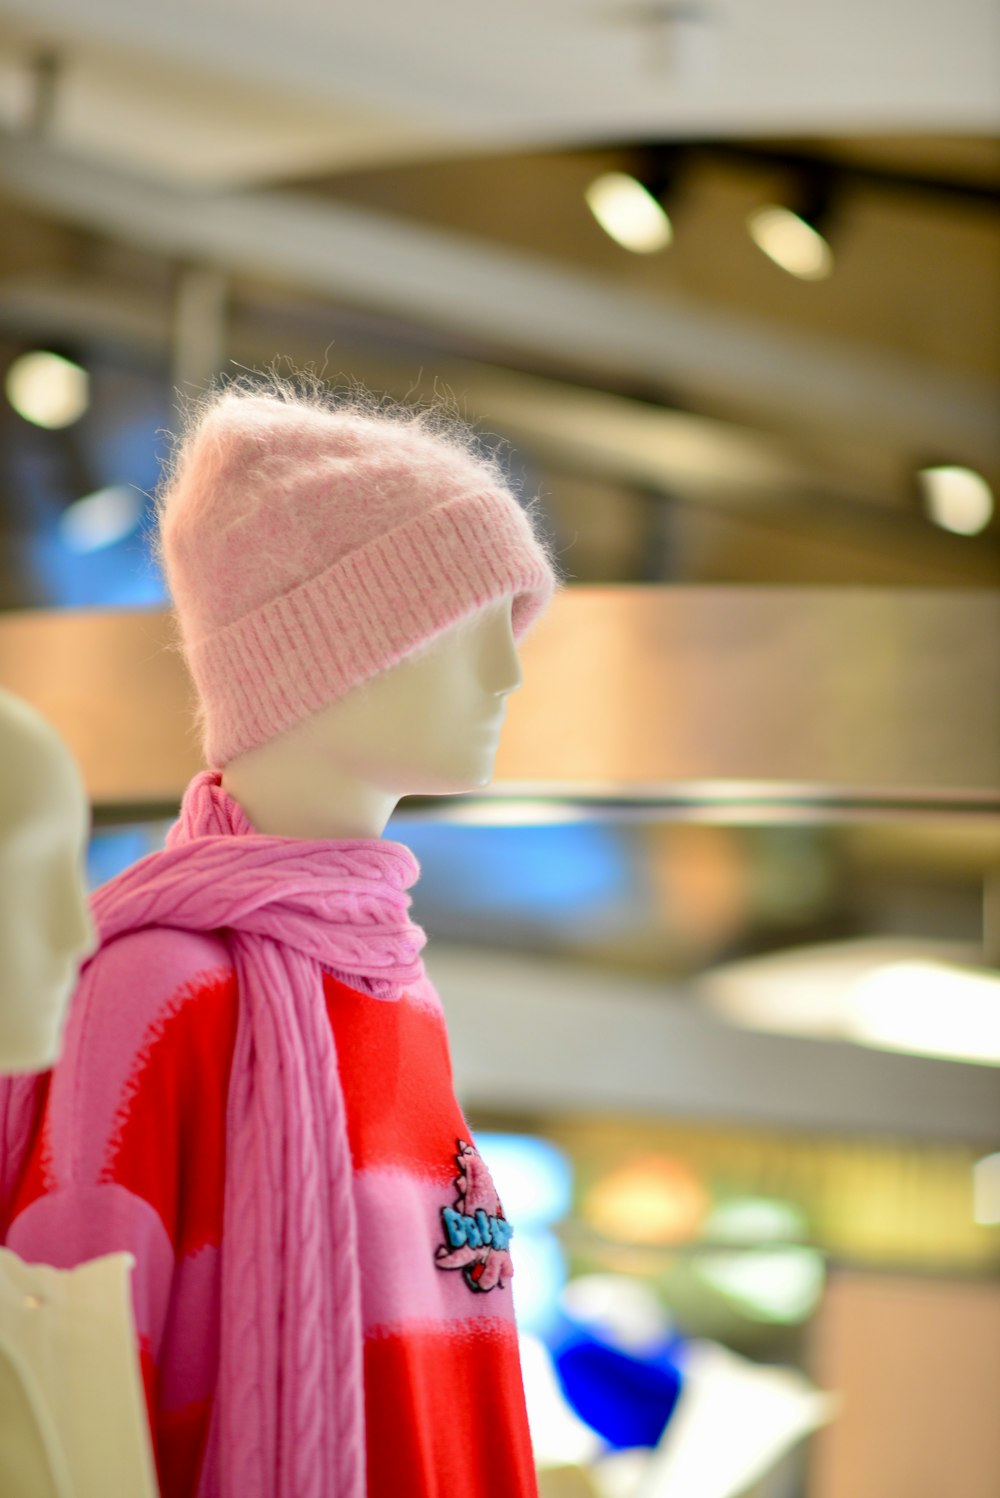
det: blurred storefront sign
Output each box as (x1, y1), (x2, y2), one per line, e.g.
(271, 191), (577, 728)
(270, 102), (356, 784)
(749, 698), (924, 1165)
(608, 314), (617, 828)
(0, 586), (997, 820)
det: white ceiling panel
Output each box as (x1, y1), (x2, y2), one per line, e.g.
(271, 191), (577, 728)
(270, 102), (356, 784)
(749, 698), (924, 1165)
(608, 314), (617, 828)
(0, 0), (997, 186)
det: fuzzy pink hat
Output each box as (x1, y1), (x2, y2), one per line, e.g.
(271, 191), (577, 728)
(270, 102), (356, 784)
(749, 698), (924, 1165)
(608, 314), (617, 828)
(158, 389), (556, 768)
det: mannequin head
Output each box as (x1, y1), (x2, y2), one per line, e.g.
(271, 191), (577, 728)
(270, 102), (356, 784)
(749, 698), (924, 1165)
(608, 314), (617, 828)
(0, 690), (96, 1071)
(157, 382), (557, 838)
(222, 598), (523, 839)
(157, 383), (555, 775)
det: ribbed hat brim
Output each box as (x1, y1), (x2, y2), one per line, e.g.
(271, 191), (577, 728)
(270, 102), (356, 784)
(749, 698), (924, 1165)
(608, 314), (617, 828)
(184, 492), (555, 767)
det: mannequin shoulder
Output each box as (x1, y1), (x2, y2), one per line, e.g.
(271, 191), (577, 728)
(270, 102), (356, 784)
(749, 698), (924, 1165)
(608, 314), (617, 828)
(79, 927), (236, 1022)
(56, 928), (238, 1106)
(402, 971), (447, 1020)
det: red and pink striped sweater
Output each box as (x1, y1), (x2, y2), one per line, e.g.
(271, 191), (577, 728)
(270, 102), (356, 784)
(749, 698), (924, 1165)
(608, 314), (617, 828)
(6, 923), (537, 1496)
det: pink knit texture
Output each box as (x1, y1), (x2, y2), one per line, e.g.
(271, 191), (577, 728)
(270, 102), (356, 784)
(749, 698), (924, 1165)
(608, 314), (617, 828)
(87, 771), (425, 1498)
(0, 1073), (46, 1236)
(158, 393), (557, 767)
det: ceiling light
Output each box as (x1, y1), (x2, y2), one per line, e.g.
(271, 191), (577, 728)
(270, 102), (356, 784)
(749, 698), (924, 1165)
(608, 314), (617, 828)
(747, 205), (833, 280)
(6, 349), (90, 428)
(917, 465), (994, 536)
(849, 961), (1000, 1066)
(586, 171), (674, 254)
(699, 938), (1000, 1065)
(59, 485), (144, 553)
(699, 937), (947, 1038)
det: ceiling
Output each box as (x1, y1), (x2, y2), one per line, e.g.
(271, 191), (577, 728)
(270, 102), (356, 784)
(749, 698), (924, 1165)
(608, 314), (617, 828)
(0, 4), (997, 584)
(0, 8), (994, 563)
(2, 0), (999, 184)
(0, 7), (997, 1122)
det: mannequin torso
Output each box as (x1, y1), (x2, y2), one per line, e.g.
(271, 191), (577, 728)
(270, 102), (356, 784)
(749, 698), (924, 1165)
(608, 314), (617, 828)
(3, 609), (539, 1498)
(0, 689), (95, 1072)
(6, 383), (555, 1498)
(0, 691), (157, 1498)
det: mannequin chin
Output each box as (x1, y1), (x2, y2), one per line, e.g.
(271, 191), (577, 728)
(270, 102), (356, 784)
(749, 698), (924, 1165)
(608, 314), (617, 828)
(0, 690), (96, 1072)
(222, 599), (522, 840)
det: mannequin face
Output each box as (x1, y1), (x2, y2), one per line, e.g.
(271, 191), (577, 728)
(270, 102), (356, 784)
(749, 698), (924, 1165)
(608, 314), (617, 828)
(310, 598), (523, 796)
(0, 692), (96, 1072)
(223, 599), (523, 838)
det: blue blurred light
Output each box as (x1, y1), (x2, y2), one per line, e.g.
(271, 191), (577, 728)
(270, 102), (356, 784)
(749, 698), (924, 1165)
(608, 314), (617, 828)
(475, 1132), (573, 1226)
(60, 485), (144, 553)
(30, 512), (167, 607)
(396, 822), (631, 922)
(506, 1229), (567, 1338)
(13, 356), (171, 608)
(87, 824), (168, 890)
(473, 1134), (573, 1339)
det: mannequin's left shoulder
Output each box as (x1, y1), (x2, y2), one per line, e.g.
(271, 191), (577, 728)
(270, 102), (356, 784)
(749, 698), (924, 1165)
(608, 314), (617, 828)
(48, 929), (239, 1166)
(399, 972), (447, 1020)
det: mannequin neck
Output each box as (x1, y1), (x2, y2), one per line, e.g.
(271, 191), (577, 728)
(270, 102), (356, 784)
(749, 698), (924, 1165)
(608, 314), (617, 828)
(221, 751), (398, 841)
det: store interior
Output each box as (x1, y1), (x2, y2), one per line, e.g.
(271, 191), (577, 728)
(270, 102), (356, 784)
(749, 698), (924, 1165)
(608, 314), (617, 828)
(0, 3), (998, 1495)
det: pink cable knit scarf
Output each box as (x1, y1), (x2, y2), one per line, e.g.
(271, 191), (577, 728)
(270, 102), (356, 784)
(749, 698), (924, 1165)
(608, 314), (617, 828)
(6, 771), (427, 1498)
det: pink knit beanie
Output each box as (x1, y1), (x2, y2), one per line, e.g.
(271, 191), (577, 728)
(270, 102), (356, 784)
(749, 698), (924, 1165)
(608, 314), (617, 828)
(157, 388), (557, 768)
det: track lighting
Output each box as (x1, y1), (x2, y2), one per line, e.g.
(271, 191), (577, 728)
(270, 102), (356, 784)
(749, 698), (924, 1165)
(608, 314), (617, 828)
(747, 205), (833, 280)
(585, 170), (674, 254)
(917, 465), (994, 536)
(6, 349), (90, 428)
(747, 168), (836, 280)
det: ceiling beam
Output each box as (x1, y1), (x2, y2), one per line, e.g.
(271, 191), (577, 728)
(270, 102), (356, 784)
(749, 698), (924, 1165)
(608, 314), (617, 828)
(7, 273), (999, 588)
(0, 268), (866, 503)
(1, 135), (997, 471)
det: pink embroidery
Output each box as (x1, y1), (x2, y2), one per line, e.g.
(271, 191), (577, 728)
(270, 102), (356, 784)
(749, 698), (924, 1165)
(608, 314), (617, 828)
(435, 1141), (514, 1293)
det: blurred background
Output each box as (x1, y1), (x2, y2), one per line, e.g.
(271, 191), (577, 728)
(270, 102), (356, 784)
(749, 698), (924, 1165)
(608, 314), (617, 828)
(0, 2), (998, 1495)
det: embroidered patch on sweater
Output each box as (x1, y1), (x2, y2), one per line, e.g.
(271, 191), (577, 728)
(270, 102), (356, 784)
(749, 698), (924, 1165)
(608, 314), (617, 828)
(435, 1140), (514, 1293)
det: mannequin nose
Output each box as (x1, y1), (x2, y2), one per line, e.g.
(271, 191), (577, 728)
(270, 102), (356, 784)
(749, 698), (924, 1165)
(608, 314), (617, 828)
(479, 606), (523, 696)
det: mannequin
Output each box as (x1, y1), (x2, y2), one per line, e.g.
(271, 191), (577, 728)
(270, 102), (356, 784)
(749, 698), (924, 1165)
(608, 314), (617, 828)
(0, 690), (158, 1498)
(223, 598), (522, 838)
(0, 689), (95, 1072)
(3, 384), (558, 1498)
